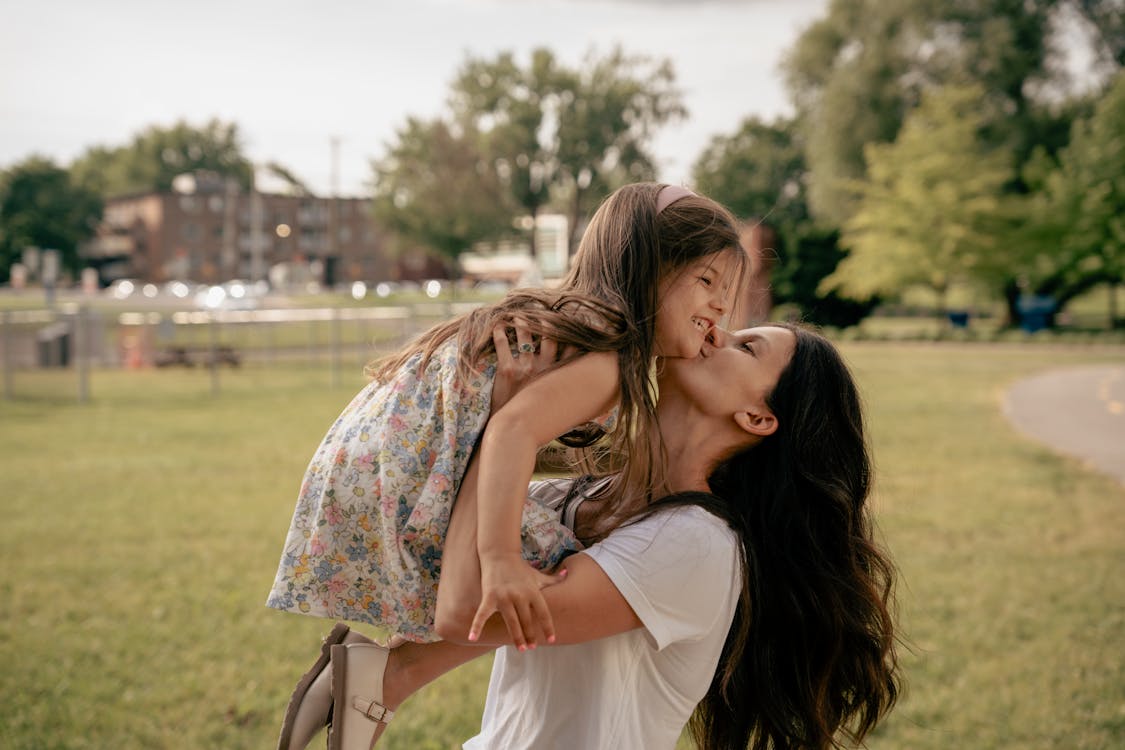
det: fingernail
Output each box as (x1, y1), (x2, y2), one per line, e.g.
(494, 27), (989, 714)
(468, 632), (478, 642)
(518, 644), (527, 652)
(547, 635), (556, 644)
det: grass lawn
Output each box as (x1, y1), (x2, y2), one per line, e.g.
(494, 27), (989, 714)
(1, 341), (1123, 749)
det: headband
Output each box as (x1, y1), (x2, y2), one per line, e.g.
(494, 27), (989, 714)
(656, 185), (696, 214)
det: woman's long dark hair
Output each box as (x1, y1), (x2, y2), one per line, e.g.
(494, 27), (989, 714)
(643, 323), (900, 750)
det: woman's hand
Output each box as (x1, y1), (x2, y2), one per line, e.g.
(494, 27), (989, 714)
(469, 551), (564, 650)
(489, 322), (559, 415)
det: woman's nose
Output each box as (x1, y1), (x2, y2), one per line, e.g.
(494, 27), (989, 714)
(708, 326), (734, 347)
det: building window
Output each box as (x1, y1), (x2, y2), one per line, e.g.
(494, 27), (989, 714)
(182, 223), (201, 243)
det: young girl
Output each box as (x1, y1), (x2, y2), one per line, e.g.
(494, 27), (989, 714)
(267, 184), (746, 664)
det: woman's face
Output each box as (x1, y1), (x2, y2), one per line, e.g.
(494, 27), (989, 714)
(652, 251), (741, 359)
(661, 325), (797, 421)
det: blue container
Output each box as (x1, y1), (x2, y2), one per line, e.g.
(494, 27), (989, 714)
(1016, 295), (1056, 333)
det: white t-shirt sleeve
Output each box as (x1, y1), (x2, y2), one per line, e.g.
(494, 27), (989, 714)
(583, 506), (740, 650)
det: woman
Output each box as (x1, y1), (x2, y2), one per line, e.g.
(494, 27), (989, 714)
(301, 324), (901, 750)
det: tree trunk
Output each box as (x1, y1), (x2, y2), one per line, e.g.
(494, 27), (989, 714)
(527, 204), (539, 260)
(1110, 281), (1120, 329)
(1003, 278), (1021, 329)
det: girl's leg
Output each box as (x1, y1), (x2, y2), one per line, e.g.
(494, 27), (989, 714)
(434, 454), (486, 633)
(381, 639), (494, 709)
(332, 455), (493, 748)
(386, 452), (497, 704)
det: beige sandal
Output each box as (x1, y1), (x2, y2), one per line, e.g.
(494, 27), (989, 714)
(328, 642), (395, 750)
(277, 623), (373, 750)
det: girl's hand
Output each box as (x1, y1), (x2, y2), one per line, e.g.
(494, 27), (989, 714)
(469, 552), (563, 650)
(490, 322), (559, 415)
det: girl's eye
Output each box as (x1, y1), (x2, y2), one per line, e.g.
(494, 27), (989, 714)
(699, 276), (714, 287)
(740, 342), (756, 356)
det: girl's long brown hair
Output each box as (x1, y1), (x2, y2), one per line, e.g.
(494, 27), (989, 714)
(369, 182), (747, 528)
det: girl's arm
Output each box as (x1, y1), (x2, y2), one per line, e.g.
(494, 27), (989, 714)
(470, 348), (621, 648)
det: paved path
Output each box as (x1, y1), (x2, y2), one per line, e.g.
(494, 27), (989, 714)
(1003, 363), (1125, 486)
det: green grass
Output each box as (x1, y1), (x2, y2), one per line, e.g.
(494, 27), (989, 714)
(1, 342), (1123, 749)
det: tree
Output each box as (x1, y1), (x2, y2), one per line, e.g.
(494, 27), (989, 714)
(693, 116), (877, 327)
(821, 84), (1015, 318)
(0, 157), (103, 283)
(1073, 0), (1125, 66)
(693, 116), (809, 229)
(1021, 71), (1125, 326)
(554, 47), (685, 253)
(371, 117), (514, 273)
(450, 49), (566, 259)
(781, 0), (1120, 227)
(451, 47), (685, 255)
(70, 118), (254, 197)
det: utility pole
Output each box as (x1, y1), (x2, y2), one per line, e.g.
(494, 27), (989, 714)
(327, 136), (340, 288)
(222, 177), (238, 279)
(250, 165), (263, 283)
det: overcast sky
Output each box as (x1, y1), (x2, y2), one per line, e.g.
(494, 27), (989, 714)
(1, 0), (827, 196)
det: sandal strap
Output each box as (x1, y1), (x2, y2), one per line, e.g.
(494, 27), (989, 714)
(352, 696), (394, 724)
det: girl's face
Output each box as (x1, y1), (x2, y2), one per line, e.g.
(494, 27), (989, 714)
(662, 325), (797, 421)
(653, 251), (741, 359)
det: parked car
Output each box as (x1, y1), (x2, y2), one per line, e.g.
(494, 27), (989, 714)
(105, 278), (142, 300)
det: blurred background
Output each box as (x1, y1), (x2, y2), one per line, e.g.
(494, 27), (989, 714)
(1, 0), (1122, 339)
(1, 1), (1123, 749)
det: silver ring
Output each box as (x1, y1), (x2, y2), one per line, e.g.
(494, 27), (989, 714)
(518, 343), (535, 354)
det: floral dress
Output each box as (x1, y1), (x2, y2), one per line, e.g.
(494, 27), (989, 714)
(266, 337), (583, 642)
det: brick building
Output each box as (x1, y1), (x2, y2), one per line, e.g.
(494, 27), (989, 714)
(80, 172), (445, 287)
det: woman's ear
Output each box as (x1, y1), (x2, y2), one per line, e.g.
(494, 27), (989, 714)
(734, 408), (777, 437)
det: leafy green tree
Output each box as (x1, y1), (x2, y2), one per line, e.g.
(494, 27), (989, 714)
(1073, 0), (1125, 65)
(371, 117), (514, 273)
(781, 0), (1120, 227)
(70, 118), (254, 197)
(782, 0), (920, 225)
(451, 46), (685, 255)
(1021, 71), (1125, 326)
(693, 116), (877, 327)
(0, 157), (103, 283)
(822, 84), (1015, 319)
(693, 116), (808, 228)
(450, 49), (566, 258)
(554, 47), (685, 252)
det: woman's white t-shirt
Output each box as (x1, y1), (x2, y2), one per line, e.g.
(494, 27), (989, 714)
(462, 505), (741, 750)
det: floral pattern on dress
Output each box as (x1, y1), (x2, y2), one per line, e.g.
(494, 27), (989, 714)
(266, 337), (582, 642)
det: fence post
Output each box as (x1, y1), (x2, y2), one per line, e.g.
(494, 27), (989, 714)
(2, 310), (11, 401)
(209, 313), (220, 397)
(331, 307), (342, 389)
(77, 305), (90, 403)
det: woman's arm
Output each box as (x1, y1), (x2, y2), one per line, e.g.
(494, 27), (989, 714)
(435, 551), (642, 646)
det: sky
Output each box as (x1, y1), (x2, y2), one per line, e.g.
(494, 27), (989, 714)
(1, 0), (828, 197)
